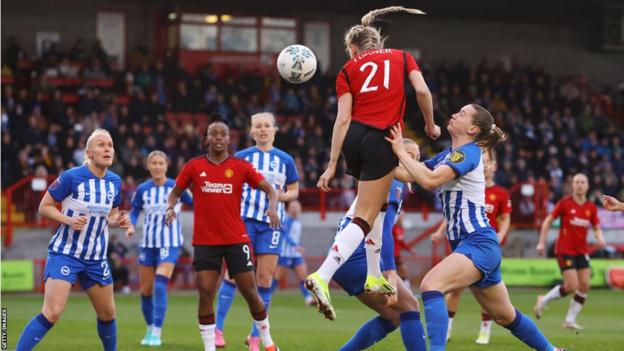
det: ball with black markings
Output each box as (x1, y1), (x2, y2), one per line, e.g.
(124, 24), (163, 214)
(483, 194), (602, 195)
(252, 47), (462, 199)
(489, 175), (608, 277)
(277, 44), (317, 84)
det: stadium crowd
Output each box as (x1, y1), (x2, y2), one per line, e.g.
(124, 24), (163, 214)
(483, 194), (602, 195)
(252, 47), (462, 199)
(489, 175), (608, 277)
(2, 37), (623, 208)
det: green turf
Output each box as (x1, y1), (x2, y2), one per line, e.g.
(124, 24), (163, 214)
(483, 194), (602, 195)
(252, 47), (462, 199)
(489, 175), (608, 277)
(2, 288), (623, 350)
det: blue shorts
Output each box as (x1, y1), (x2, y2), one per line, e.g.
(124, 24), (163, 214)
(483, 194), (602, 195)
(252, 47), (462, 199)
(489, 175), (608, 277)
(278, 256), (305, 269)
(138, 247), (180, 266)
(245, 219), (283, 255)
(451, 228), (502, 288)
(44, 252), (113, 289)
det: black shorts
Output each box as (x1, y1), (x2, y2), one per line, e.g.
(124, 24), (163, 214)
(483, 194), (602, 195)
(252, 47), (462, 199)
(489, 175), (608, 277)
(193, 243), (255, 277)
(557, 254), (590, 271)
(342, 121), (398, 181)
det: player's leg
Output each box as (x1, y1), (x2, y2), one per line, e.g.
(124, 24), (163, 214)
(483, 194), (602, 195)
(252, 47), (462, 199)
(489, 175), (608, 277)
(563, 261), (590, 330)
(138, 248), (156, 345)
(85, 283), (117, 351)
(197, 270), (221, 351)
(215, 271), (236, 347)
(194, 245), (226, 351)
(16, 278), (72, 351)
(272, 262), (287, 293)
(340, 293), (400, 351)
(476, 306), (494, 344)
(391, 277), (427, 351)
(535, 255), (577, 319)
(293, 259), (315, 305)
(232, 243), (278, 351)
(151, 256), (176, 344)
(419, 253), (483, 351)
(445, 288), (463, 342)
(471, 282), (563, 351)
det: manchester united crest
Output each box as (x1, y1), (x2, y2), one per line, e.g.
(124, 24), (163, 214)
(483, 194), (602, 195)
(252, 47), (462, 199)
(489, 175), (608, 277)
(225, 168), (234, 178)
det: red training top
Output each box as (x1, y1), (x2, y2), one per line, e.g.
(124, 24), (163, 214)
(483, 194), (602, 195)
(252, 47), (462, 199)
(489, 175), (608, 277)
(336, 48), (420, 130)
(176, 156), (264, 246)
(484, 184), (512, 244)
(550, 196), (599, 255)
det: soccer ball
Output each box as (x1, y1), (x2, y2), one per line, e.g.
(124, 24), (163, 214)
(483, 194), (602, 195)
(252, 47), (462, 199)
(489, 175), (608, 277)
(277, 44), (317, 84)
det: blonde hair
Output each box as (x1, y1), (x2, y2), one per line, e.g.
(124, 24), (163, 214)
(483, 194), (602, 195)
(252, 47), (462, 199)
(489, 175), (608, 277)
(250, 112), (277, 127)
(147, 150), (168, 163)
(344, 6), (425, 54)
(84, 129), (113, 165)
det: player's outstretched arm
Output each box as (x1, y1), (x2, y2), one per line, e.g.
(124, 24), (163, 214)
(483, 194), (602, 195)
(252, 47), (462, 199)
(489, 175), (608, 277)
(536, 215), (554, 256)
(603, 194), (624, 211)
(258, 180), (280, 229)
(409, 70), (439, 140)
(385, 125), (454, 190)
(318, 93), (352, 191)
(165, 185), (184, 225)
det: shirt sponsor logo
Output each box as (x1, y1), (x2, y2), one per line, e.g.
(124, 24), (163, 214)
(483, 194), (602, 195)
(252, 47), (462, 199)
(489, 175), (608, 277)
(569, 216), (591, 228)
(201, 181), (233, 194)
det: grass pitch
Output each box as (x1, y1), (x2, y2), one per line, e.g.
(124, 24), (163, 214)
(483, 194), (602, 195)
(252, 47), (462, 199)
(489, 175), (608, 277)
(2, 288), (623, 350)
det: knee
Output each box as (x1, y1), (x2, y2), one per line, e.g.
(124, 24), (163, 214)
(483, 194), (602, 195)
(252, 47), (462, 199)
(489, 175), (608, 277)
(578, 282), (590, 293)
(420, 277), (442, 293)
(42, 305), (64, 324)
(238, 286), (259, 300)
(140, 284), (153, 296)
(493, 310), (516, 327)
(563, 281), (578, 293)
(98, 305), (116, 321)
(397, 295), (420, 313)
(256, 269), (274, 287)
(197, 286), (215, 300)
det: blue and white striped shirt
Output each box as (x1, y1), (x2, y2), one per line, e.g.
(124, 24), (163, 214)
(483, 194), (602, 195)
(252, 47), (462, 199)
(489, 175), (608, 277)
(424, 142), (490, 241)
(236, 147), (299, 223)
(130, 178), (193, 248)
(47, 165), (122, 261)
(280, 216), (302, 258)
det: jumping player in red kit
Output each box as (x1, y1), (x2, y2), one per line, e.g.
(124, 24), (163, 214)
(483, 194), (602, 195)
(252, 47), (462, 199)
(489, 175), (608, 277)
(432, 149), (512, 344)
(306, 6), (440, 319)
(166, 119), (280, 351)
(534, 173), (606, 330)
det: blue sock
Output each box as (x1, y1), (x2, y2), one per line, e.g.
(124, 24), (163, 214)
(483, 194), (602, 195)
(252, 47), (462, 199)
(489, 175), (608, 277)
(216, 280), (237, 331)
(299, 281), (312, 299)
(400, 311), (427, 351)
(339, 316), (396, 351)
(97, 318), (117, 351)
(504, 309), (554, 351)
(271, 279), (279, 293)
(154, 274), (169, 329)
(140, 294), (154, 329)
(250, 287), (272, 337)
(16, 313), (54, 351)
(422, 290), (448, 351)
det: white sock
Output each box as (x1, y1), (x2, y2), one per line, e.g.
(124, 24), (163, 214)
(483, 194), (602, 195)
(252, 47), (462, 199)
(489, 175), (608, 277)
(480, 320), (492, 334)
(148, 325), (154, 334)
(365, 211), (385, 278)
(542, 284), (564, 305)
(253, 316), (274, 347)
(199, 324), (216, 351)
(448, 317), (454, 331)
(565, 291), (586, 323)
(317, 221), (365, 282)
(152, 326), (162, 338)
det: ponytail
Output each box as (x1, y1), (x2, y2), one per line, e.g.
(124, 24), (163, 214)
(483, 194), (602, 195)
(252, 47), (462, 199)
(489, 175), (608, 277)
(470, 104), (506, 151)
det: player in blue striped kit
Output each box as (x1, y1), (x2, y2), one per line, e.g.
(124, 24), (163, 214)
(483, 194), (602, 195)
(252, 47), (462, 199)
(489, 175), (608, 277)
(130, 150), (193, 346)
(215, 112), (299, 350)
(16, 129), (133, 351)
(386, 104), (566, 351)
(272, 200), (315, 306)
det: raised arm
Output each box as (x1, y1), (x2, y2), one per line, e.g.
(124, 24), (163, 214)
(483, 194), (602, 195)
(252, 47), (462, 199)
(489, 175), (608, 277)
(317, 93), (352, 191)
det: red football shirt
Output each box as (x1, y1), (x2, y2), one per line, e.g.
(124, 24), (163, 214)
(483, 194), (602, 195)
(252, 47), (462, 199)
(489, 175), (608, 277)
(485, 185), (512, 234)
(551, 196), (600, 255)
(336, 49), (420, 130)
(176, 156), (264, 246)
